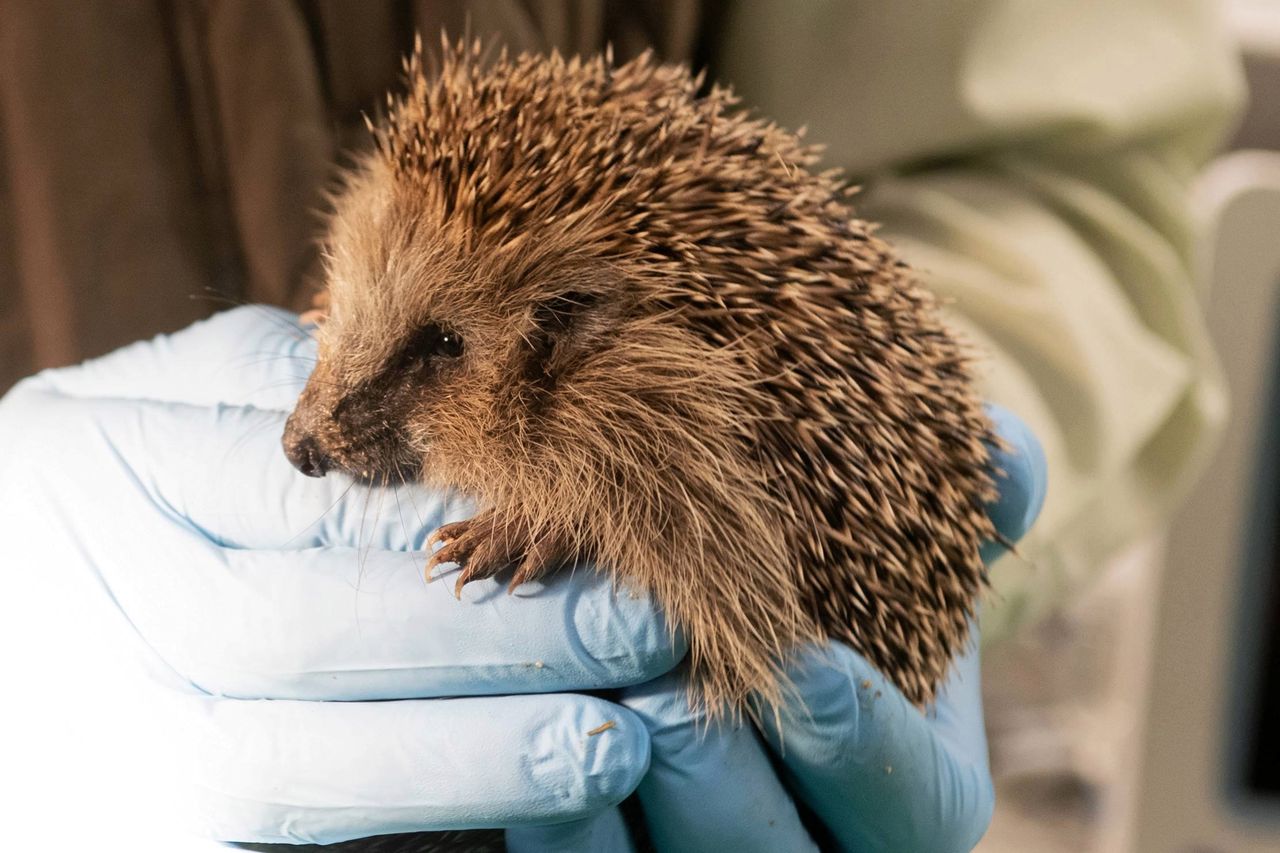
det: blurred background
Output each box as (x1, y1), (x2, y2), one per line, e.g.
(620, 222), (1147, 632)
(982, 2), (1280, 850)
(1, 2), (1278, 851)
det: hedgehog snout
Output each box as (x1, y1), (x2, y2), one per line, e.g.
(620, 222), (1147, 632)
(282, 411), (335, 478)
(283, 373), (345, 479)
(285, 432), (332, 478)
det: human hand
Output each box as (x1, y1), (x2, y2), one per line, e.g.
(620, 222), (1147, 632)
(0, 305), (1043, 852)
(0, 306), (683, 850)
(510, 404), (1043, 853)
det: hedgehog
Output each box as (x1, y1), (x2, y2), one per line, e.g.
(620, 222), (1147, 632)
(282, 39), (999, 725)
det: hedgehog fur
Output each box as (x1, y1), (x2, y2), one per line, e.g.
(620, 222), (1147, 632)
(283, 37), (1000, 716)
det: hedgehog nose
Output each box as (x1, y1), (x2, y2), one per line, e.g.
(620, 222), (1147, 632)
(286, 434), (332, 478)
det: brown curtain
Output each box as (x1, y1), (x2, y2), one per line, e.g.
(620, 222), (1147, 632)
(0, 0), (715, 393)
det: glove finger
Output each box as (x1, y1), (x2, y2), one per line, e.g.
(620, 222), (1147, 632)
(24, 355), (495, 556)
(505, 808), (634, 853)
(57, 391), (471, 553)
(919, 634), (989, 780)
(759, 643), (993, 853)
(618, 669), (817, 853)
(171, 546), (683, 701)
(186, 693), (648, 846)
(4, 387), (682, 702)
(981, 402), (1048, 562)
(29, 305), (316, 411)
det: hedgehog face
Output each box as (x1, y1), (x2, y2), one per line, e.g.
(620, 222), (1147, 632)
(283, 156), (626, 489)
(282, 314), (476, 485)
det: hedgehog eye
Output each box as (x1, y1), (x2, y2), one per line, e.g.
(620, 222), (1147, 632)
(402, 324), (463, 370)
(434, 330), (464, 358)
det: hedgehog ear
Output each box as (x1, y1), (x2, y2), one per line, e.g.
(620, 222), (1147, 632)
(524, 291), (605, 383)
(531, 291), (600, 336)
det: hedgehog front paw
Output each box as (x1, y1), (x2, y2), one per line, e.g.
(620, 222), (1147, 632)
(426, 511), (568, 597)
(425, 511), (509, 595)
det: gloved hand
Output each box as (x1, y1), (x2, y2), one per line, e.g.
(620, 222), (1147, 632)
(0, 306), (681, 850)
(0, 306), (1044, 852)
(513, 405), (1047, 853)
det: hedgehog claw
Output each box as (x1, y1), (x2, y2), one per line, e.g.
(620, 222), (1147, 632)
(425, 537), (467, 580)
(427, 519), (471, 550)
(506, 537), (565, 593)
(453, 565), (480, 599)
(427, 512), (570, 596)
(507, 567), (535, 594)
(425, 510), (511, 592)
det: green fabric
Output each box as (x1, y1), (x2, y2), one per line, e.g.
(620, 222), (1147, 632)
(716, 0), (1245, 640)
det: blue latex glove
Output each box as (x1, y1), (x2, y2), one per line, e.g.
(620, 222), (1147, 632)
(0, 306), (1044, 852)
(512, 405), (1047, 853)
(0, 306), (681, 850)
